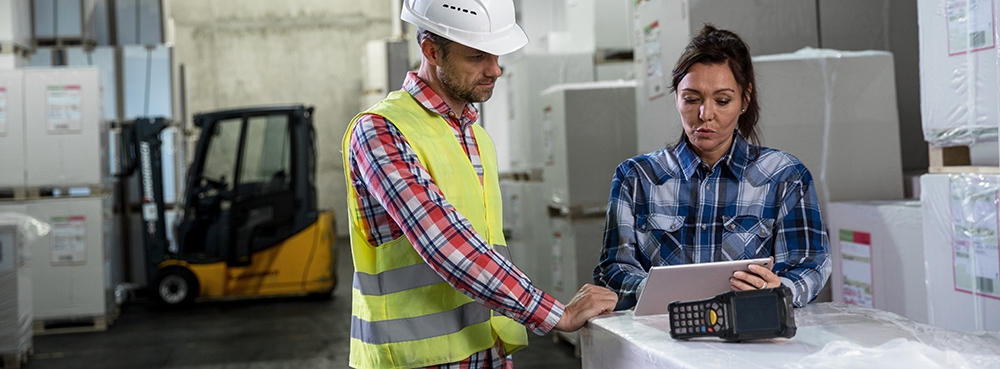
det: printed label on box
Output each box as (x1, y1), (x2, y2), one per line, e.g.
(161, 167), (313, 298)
(643, 20), (666, 101)
(50, 215), (87, 265)
(946, 0), (996, 55)
(0, 87), (7, 136)
(951, 177), (1000, 299)
(46, 85), (83, 133)
(840, 229), (874, 308)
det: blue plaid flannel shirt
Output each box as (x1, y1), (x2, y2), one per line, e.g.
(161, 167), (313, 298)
(593, 134), (831, 309)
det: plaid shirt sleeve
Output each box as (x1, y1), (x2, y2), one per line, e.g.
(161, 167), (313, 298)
(348, 113), (563, 335)
(771, 168), (832, 307)
(593, 161), (648, 310)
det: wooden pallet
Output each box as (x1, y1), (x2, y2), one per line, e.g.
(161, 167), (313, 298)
(0, 188), (27, 202)
(32, 37), (96, 48)
(0, 346), (32, 369)
(33, 315), (109, 336)
(0, 41), (32, 59)
(927, 144), (1000, 174)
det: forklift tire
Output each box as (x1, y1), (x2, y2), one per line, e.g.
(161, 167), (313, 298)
(152, 267), (200, 308)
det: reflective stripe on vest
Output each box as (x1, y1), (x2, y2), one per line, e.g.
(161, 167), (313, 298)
(353, 245), (513, 297)
(352, 302), (490, 345)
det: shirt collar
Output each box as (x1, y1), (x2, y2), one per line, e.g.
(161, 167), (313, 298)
(402, 72), (479, 125)
(672, 133), (751, 181)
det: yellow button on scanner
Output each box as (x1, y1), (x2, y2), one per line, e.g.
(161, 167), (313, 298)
(710, 310), (718, 325)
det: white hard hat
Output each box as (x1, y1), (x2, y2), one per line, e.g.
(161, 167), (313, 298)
(401, 0), (528, 56)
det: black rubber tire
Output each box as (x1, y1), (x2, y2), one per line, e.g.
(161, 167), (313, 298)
(151, 267), (200, 309)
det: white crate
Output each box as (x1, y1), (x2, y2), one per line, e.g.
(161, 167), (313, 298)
(753, 49), (904, 204)
(826, 201), (927, 323)
(546, 217), (605, 305)
(501, 53), (594, 174)
(921, 173), (1000, 332)
(0, 0), (32, 50)
(918, 0), (999, 146)
(540, 81), (636, 210)
(499, 180), (552, 293)
(0, 69), (25, 189)
(24, 67), (108, 188)
(32, 0), (98, 41)
(25, 196), (117, 322)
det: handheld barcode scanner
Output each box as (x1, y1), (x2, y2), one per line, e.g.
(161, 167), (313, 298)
(667, 286), (796, 341)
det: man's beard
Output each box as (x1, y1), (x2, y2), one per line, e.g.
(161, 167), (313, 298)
(438, 62), (495, 104)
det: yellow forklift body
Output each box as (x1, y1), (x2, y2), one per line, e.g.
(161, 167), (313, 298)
(158, 211), (336, 299)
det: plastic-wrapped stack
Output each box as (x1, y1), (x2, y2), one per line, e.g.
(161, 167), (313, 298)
(0, 213), (50, 367)
(918, 0), (1000, 166)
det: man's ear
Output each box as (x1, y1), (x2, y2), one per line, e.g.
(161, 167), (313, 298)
(420, 39), (441, 67)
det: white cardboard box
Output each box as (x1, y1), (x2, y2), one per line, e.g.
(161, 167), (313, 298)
(26, 197), (117, 322)
(0, 69), (25, 188)
(826, 201), (927, 324)
(0, 0), (32, 50)
(499, 53), (594, 174)
(24, 67), (108, 188)
(540, 81), (637, 210)
(0, 220), (31, 357)
(753, 49), (904, 205)
(547, 217), (605, 306)
(918, 0), (999, 146)
(921, 173), (1000, 332)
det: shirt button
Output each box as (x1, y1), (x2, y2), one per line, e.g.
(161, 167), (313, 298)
(727, 224), (736, 230)
(701, 225), (707, 230)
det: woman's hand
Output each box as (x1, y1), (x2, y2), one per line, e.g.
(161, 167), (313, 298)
(730, 257), (780, 291)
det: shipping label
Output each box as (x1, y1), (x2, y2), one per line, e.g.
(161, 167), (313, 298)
(840, 230), (875, 308)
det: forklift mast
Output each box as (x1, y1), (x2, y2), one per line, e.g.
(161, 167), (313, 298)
(121, 117), (171, 288)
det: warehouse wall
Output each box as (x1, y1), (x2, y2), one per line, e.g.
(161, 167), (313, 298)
(167, 0), (395, 235)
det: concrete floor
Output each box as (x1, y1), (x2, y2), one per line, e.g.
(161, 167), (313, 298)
(23, 239), (583, 369)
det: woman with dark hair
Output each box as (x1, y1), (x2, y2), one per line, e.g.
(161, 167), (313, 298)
(593, 24), (831, 310)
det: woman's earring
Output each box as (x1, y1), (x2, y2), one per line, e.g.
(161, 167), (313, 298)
(741, 108), (746, 113)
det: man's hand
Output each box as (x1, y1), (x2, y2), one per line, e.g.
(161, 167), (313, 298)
(553, 284), (618, 332)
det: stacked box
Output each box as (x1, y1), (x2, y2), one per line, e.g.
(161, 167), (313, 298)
(122, 44), (172, 120)
(921, 173), (1000, 332)
(753, 49), (904, 204)
(501, 53), (594, 175)
(918, 0), (998, 147)
(0, 219), (31, 359)
(826, 201), (927, 323)
(0, 0), (32, 51)
(32, 0), (99, 42)
(115, 0), (163, 45)
(26, 196), (117, 324)
(499, 180), (551, 294)
(540, 81), (637, 211)
(23, 67), (108, 188)
(0, 69), (25, 189)
(547, 217), (605, 305)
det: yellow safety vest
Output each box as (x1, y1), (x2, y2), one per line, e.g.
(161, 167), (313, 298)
(342, 90), (528, 369)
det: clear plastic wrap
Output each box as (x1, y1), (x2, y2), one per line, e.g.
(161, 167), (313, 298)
(581, 303), (1000, 369)
(921, 174), (1000, 332)
(918, 0), (999, 147)
(0, 212), (50, 357)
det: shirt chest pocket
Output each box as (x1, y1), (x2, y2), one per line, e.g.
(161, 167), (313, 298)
(636, 213), (686, 257)
(721, 215), (775, 259)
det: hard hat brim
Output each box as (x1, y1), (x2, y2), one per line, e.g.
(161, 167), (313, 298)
(401, 6), (528, 56)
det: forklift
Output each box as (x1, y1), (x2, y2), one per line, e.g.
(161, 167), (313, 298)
(121, 105), (336, 307)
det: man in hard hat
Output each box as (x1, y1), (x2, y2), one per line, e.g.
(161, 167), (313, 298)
(341, 0), (618, 368)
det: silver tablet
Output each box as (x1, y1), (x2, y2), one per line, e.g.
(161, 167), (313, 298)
(633, 258), (774, 317)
